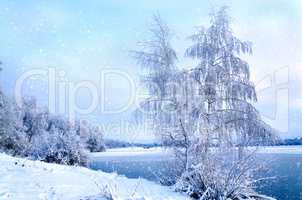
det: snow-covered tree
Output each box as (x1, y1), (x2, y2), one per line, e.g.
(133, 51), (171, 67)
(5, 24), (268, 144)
(132, 14), (189, 163)
(175, 7), (277, 199)
(0, 95), (27, 155)
(132, 13), (177, 97)
(28, 115), (88, 166)
(21, 97), (49, 142)
(132, 14), (194, 178)
(0, 67), (27, 155)
(185, 7), (276, 154)
(77, 120), (105, 152)
(86, 125), (105, 152)
(135, 7), (277, 200)
(132, 13), (178, 133)
(0, 70), (97, 165)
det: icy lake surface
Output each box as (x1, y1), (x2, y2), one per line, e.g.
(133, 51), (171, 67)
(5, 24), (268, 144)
(89, 146), (302, 200)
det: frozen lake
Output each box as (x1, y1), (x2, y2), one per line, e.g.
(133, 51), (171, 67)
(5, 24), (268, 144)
(89, 146), (302, 200)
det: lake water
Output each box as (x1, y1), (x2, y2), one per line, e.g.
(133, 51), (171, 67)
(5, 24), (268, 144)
(255, 154), (302, 200)
(89, 147), (302, 200)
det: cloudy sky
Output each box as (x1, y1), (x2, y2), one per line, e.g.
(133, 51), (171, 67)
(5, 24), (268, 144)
(0, 0), (301, 141)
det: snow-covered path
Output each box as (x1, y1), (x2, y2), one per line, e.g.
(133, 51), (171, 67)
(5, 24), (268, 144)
(0, 153), (189, 200)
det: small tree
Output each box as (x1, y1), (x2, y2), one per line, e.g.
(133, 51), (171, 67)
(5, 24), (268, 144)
(132, 13), (177, 97)
(76, 120), (105, 152)
(21, 97), (46, 143)
(132, 15), (181, 127)
(86, 125), (106, 152)
(132, 13), (178, 135)
(132, 14), (190, 179)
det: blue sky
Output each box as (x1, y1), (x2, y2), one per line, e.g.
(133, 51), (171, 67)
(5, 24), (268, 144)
(0, 0), (301, 141)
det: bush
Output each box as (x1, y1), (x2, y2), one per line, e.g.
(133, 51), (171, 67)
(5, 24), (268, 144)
(78, 120), (106, 153)
(86, 135), (106, 152)
(175, 151), (274, 200)
(28, 125), (88, 166)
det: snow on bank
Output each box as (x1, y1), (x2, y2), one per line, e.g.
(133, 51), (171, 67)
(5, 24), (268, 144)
(0, 153), (189, 200)
(90, 146), (302, 162)
(89, 147), (173, 162)
(257, 145), (302, 154)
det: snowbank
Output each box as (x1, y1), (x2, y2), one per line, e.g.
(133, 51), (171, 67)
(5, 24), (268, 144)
(0, 153), (189, 200)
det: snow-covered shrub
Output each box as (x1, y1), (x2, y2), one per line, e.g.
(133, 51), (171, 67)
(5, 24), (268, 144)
(28, 116), (88, 166)
(175, 150), (274, 200)
(76, 120), (106, 153)
(0, 90), (27, 155)
(18, 98), (86, 165)
(21, 97), (42, 142)
(0, 79), (90, 165)
(91, 180), (147, 200)
(86, 126), (105, 152)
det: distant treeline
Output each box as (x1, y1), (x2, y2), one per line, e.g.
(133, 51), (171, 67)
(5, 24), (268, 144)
(105, 138), (302, 148)
(104, 139), (161, 149)
(276, 138), (302, 146)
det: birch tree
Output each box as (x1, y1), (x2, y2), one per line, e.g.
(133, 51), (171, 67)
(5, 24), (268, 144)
(134, 7), (277, 200)
(132, 13), (179, 138)
(175, 7), (277, 199)
(184, 6), (276, 157)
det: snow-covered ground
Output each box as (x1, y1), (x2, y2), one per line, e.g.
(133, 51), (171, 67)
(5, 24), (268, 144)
(89, 147), (172, 162)
(2, 146), (301, 200)
(0, 153), (189, 200)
